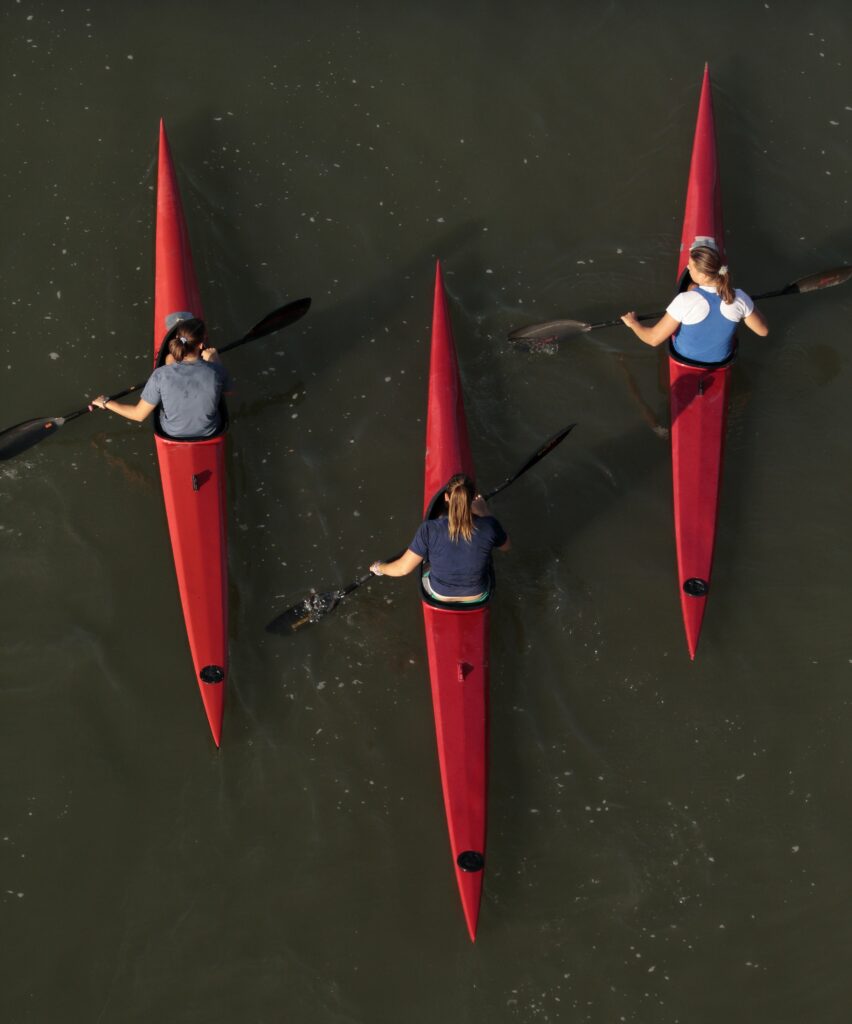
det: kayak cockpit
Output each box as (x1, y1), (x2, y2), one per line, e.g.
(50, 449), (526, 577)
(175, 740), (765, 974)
(152, 320), (229, 442)
(670, 264), (738, 369)
(418, 485), (494, 611)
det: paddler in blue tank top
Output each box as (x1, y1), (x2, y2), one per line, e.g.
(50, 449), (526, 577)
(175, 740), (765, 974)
(369, 474), (510, 603)
(620, 244), (769, 362)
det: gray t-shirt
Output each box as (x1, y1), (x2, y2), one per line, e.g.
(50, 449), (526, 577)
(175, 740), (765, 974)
(140, 359), (232, 438)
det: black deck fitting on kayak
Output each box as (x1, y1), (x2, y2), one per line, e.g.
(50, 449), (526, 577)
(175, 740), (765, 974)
(200, 665), (225, 684)
(457, 851), (485, 873)
(698, 378), (705, 396)
(192, 474), (200, 491)
(683, 578), (709, 597)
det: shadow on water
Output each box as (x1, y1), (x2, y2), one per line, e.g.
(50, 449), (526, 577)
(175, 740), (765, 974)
(482, 420), (671, 897)
(222, 232), (491, 733)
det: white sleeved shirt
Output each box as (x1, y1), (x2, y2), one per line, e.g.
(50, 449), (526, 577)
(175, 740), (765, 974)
(666, 285), (754, 324)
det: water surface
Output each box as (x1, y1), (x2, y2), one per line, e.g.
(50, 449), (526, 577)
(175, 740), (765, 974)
(2, 2), (851, 1022)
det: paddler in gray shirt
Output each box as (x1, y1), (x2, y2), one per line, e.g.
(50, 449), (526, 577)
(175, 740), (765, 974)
(91, 318), (232, 437)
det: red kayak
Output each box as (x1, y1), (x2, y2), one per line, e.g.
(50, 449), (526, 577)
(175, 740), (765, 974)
(669, 65), (731, 660)
(420, 262), (489, 941)
(153, 122), (228, 745)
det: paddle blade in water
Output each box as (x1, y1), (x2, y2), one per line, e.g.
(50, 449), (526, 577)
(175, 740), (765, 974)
(508, 319), (591, 352)
(265, 589), (342, 635)
(0, 417), (65, 460)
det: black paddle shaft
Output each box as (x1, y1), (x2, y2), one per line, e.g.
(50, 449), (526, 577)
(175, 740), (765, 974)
(0, 297), (311, 461)
(267, 423), (577, 634)
(508, 265), (852, 344)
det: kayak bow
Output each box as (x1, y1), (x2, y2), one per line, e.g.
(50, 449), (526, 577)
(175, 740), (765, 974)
(153, 122), (228, 745)
(420, 262), (489, 941)
(669, 65), (730, 659)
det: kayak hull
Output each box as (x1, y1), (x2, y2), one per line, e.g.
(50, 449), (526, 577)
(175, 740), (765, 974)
(421, 261), (488, 941)
(669, 355), (731, 658)
(154, 122), (228, 746)
(421, 601), (489, 942)
(669, 65), (727, 660)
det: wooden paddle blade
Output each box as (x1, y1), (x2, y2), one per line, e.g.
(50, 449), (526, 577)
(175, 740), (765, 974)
(508, 319), (591, 344)
(792, 266), (852, 294)
(265, 589), (342, 635)
(0, 416), (65, 460)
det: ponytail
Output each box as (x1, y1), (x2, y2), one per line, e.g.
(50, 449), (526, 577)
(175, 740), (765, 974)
(446, 474), (476, 543)
(167, 317), (206, 363)
(690, 245), (736, 304)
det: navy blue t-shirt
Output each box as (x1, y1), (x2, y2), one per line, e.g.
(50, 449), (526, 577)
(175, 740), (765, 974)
(409, 515), (507, 597)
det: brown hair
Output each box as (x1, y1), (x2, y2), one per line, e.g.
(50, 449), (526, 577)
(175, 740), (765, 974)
(168, 317), (207, 363)
(690, 246), (735, 304)
(446, 474), (476, 542)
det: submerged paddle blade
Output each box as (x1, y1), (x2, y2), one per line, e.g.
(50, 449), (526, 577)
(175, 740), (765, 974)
(509, 319), (592, 341)
(0, 416), (66, 460)
(508, 319), (592, 348)
(265, 589), (343, 635)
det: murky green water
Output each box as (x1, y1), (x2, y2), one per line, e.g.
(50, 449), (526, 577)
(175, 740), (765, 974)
(2, 1), (851, 1021)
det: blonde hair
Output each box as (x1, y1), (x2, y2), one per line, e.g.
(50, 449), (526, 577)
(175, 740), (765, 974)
(690, 246), (735, 304)
(446, 474), (476, 542)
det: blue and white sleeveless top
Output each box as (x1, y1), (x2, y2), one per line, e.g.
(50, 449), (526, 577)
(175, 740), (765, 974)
(667, 286), (754, 365)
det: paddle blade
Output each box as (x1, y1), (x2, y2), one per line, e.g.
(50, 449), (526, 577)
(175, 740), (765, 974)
(792, 266), (852, 294)
(265, 589), (342, 635)
(236, 297), (312, 348)
(484, 423), (577, 501)
(531, 421), (577, 463)
(0, 416), (65, 460)
(508, 319), (591, 352)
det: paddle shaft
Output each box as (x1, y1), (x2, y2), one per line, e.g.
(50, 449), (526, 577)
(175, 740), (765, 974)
(582, 282), (828, 333)
(87, 299), (311, 414)
(347, 424), (576, 594)
(0, 297), (310, 460)
(267, 424), (577, 633)
(509, 265), (852, 341)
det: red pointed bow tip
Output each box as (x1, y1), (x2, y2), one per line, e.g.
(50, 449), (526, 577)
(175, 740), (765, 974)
(462, 899), (480, 943)
(460, 882), (480, 942)
(456, 850), (484, 941)
(684, 626), (699, 660)
(203, 698), (224, 747)
(204, 699), (223, 747)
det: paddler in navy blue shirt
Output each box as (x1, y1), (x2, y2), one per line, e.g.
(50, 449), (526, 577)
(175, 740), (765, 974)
(370, 474), (510, 603)
(620, 244), (769, 362)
